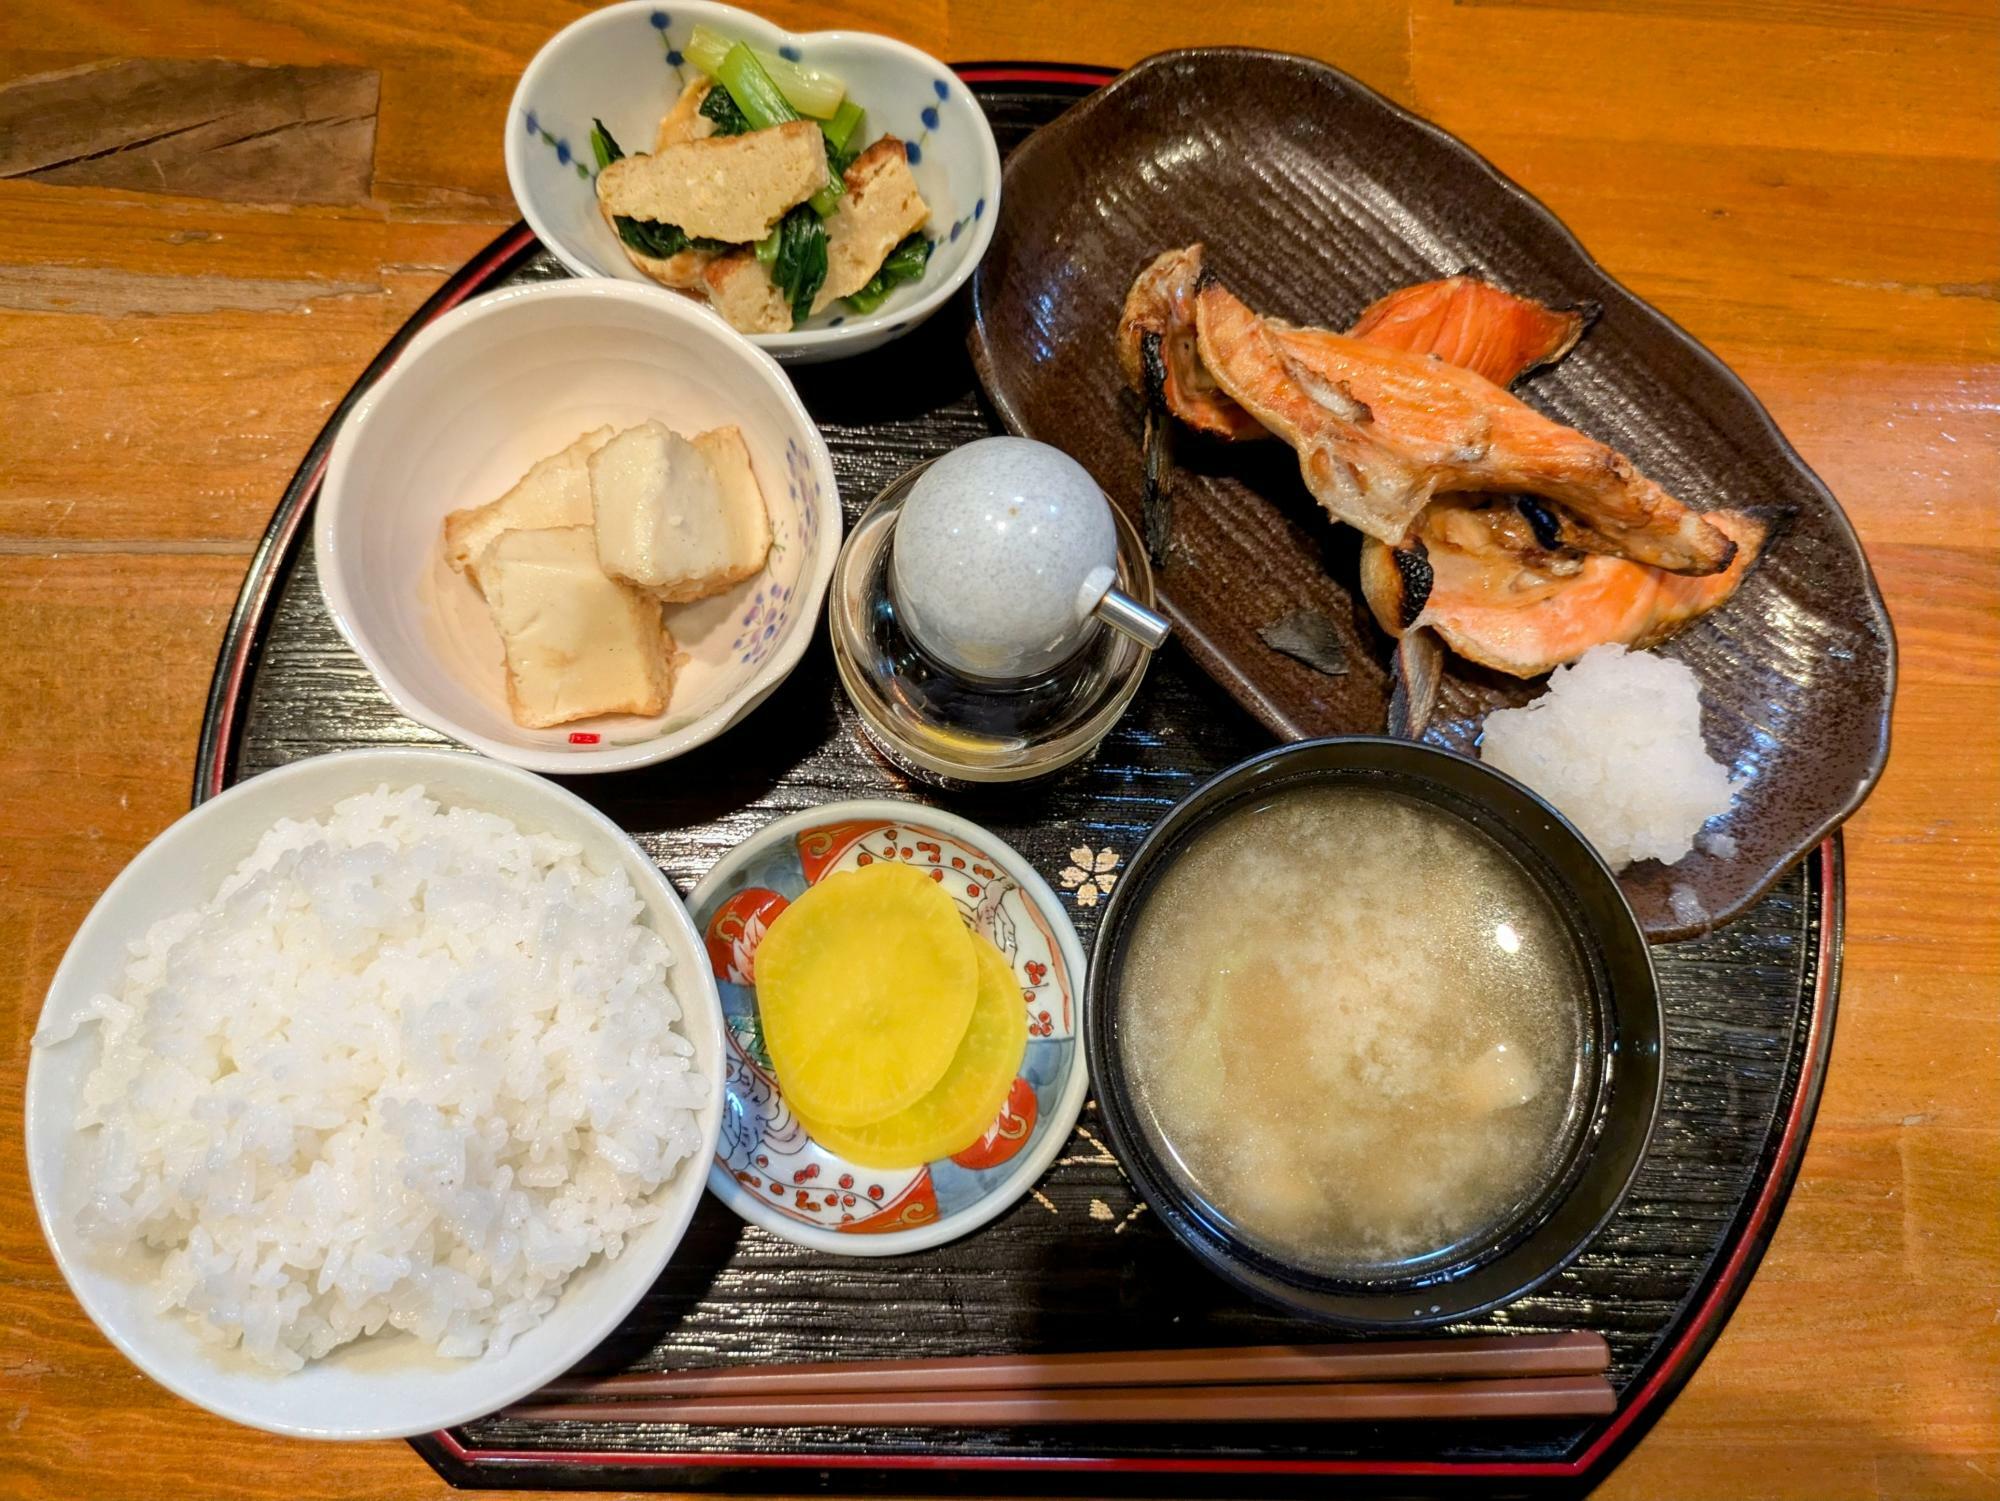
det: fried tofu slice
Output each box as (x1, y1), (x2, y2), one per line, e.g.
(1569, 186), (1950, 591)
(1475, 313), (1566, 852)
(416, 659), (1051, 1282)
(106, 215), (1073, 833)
(600, 81), (725, 287)
(656, 77), (718, 150)
(595, 120), (826, 244)
(589, 421), (772, 602)
(621, 246), (717, 290)
(478, 525), (675, 727)
(812, 137), (930, 313)
(602, 215), (717, 290)
(683, 424), (774, 596)
(703, 250), (792, 333)
(443, 427), (615, 590)
(590, 421), (720, 590)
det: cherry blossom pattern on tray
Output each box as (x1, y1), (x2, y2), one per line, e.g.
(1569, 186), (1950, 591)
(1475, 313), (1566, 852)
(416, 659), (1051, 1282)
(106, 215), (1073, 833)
(1059, 844), (1122, 907)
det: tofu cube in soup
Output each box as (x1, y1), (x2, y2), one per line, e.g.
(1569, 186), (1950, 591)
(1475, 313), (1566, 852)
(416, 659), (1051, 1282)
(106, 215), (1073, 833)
(443, 427), (614, 589)
(588, 421), (772, 603)
(478, 525), (675, 727)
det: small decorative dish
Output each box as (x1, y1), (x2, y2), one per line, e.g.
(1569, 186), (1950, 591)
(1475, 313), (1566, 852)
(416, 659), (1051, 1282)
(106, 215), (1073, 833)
(316, 277), (840, 774)
(1086, 737), (1662, 1329)
(506, 0), (1001, 362)
(25, 749), (726, 1440)
(689, 799), (1088, 1255)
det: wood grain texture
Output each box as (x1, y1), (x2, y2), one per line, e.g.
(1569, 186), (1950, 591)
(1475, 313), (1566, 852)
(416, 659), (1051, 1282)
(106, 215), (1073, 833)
(0, 2), (1994, 1500)
(0, 58), (380, 204)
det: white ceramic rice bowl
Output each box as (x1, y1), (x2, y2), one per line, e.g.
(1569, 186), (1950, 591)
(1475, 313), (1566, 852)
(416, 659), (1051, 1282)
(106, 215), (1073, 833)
(24, 749), (726, 1440)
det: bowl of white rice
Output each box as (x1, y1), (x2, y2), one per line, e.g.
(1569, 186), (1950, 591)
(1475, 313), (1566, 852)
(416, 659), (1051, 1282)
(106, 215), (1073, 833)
(24, 748), (723, 1440)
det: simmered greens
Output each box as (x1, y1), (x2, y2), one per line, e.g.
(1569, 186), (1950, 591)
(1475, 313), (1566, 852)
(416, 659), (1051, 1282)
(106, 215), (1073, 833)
(844, 232), (933, 314)
(698, 84), (752, 136)
(589, 118), (625, 168)
(595, 33), (931, 328)
(813, 136), (855, 216)
(614, 217), (733, 260)
(683, 23), (845, 119)
(712, 42), (799, 132)
(821, 98), (866, 154)
(768, 204), (829, 323)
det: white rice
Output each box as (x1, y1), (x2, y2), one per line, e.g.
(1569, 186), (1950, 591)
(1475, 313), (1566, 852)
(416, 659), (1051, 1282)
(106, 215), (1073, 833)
(35, 784), (707, 1372)
(1480, 645), (1743, 871)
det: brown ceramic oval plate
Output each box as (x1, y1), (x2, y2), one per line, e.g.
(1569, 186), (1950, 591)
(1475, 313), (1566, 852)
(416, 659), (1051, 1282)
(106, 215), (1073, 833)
(968, 47), (1894, 941)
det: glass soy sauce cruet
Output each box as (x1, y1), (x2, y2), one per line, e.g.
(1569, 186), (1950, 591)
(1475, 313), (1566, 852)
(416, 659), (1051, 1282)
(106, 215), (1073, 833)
(828, 437), (1170, 783)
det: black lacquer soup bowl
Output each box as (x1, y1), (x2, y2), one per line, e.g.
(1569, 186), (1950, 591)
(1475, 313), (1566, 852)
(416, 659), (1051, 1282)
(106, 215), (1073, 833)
(1084, 736), (1663, 1329)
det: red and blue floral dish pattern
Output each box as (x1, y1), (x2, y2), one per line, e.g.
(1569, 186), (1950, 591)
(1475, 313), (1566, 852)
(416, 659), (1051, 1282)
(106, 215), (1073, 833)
(691, 803), (1086, 1253)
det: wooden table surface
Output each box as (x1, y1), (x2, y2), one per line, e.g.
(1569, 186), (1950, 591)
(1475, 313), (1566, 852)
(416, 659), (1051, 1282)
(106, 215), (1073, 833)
(2, 1), (1995, 1497)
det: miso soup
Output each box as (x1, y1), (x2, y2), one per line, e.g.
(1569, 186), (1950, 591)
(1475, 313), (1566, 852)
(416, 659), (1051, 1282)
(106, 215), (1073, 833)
(1118, 784), (1591, 1276)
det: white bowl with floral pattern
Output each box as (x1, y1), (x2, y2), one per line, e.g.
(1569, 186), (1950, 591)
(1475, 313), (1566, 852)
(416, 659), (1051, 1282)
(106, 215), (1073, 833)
(689, 800), (1088, 1254)
(505, 0), (1002, 363)
(317, 277), (839, 774)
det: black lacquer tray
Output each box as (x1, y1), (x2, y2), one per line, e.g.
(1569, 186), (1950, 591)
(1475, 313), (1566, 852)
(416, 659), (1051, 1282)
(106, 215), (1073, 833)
(193, 66), (1840, 1498)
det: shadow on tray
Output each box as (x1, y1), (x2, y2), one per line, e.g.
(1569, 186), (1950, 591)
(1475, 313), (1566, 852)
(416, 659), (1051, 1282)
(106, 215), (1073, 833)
(561, 1193), (747, 1378)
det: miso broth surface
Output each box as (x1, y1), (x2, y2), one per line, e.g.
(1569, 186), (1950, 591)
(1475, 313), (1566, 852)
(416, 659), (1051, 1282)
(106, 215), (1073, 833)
(1119, 785), (1589, 1276)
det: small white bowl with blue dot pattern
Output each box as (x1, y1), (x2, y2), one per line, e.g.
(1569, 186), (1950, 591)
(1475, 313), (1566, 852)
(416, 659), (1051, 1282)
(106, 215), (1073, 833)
(506, 0), (1002, 363)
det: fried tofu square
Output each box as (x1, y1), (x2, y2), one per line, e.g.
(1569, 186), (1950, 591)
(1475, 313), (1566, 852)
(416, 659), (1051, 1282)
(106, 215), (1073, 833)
(589, 420), (772, 602)
(595, 119), (826, 244)
(656, 77), (718, 150)
(477, 525), (675, 728)
(812, 137), (930, 313)
(702, 249), (793, 333)
(443, 427), (615, 591)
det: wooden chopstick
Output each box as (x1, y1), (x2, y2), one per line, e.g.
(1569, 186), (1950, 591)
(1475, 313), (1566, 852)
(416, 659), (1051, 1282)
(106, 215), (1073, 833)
(504, 1374), (1615, 1426)
(534, 1332), (1609, 1401)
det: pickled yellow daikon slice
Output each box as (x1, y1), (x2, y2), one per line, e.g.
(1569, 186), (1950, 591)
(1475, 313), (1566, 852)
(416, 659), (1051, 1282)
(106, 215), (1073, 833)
(798, 932), (1028, 1170)
(756, 861), (978, 1127)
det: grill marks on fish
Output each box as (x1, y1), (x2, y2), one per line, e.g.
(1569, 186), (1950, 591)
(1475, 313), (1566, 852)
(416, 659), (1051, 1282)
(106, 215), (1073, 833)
(1348, 290), (1779, 682)
(1120, 250), (1590, 433)
(1138, 330), (1175, 563)
(1390, 541), (1434, 628)
(1122, 247), (1263, 562)
(1192, 275), (1443, 546)
(1119, 247), (1267, 442)
(1121, 246), (1737, 576)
